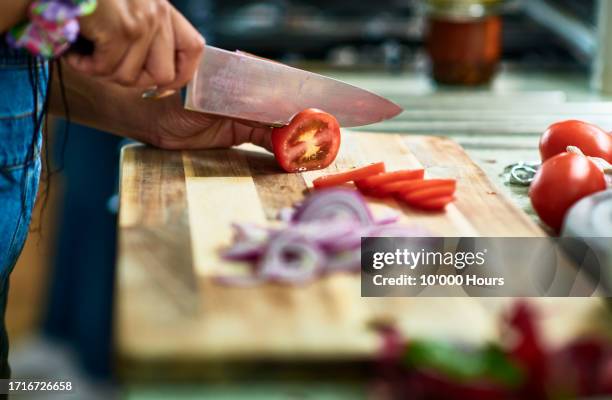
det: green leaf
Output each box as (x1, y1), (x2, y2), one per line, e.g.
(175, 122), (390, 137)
(403, 341), (523, 387)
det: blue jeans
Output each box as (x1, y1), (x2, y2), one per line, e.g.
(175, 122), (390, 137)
(0, 44), (46, 378)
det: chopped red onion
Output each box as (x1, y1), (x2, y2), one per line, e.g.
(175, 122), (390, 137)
(218, 189), (431, 286)
(283, 220), (360, 249)
(292, 188), (374, 225)
(222, 241), (267, 261)
(277, 207), (295, 223)
(259, 232), (324, 284)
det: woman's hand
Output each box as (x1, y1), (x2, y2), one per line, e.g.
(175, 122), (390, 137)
(66, 0), (204, 91)
(51, 61), (272, 151)
(147, 93), (273, 151)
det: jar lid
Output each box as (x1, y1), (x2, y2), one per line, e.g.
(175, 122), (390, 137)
(426, 0), (505, 19)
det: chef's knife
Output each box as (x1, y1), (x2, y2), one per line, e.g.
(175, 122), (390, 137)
(185, 46), (403, 127)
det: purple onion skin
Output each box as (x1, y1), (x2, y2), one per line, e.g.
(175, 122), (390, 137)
(292, 188), (374, 225)
(258, 232), (325, 284)
(221, 242), (267, 262)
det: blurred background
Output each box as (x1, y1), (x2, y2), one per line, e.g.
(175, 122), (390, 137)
(7, 0), (612, 399)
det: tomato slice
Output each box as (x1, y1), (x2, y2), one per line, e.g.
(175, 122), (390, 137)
(368, 173), (426, 196)
(404, 196), (455, 211)
(312, 162), (386, 189)
(355, 169), (425, 191)
(402, 185), (456, 203)
(396, 179), (456, 195)
(272, 109), (341, 173)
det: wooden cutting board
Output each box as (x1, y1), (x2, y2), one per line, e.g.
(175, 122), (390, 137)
(116, 133), (606, 377)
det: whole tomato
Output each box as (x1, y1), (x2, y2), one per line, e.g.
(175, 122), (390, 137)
(540, 120), (612, 162)
(529, 152), (606, 232)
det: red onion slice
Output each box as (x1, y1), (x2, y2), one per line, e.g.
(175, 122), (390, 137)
(283, 220), (360, 249)
(292, 188), (374, 225)
(259, 232), (324, 284)
(324, 229), (364, 252)
(278, 207), (295, 223)
(218, 189), (434, 286)
(222, 241), (267, 261)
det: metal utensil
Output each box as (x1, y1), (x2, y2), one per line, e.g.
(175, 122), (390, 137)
(184, 46), (403, 127)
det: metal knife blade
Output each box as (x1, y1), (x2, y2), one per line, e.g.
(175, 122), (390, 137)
(185, 46), (403, 127)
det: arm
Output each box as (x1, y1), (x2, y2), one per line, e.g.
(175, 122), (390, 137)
(0, 1), (32, 33)
(49, 62), (273, 150)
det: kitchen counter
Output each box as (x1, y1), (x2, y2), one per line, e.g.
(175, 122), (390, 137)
(121, 66), (612, 399)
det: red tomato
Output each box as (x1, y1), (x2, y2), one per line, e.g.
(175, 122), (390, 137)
(376, 177), (427, 196)
(409, 196), (455, 211)
(272, 109), (341, 173)
(312, 162), (385, 189)
(540, 120), (612, 162)
(402, 185), (456, 203)
(529, 152), (606, 232)
(397, 179), (457, 195)
(354, 169), (425, 191)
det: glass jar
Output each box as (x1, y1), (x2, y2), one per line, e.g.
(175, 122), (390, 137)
(425, 0), (504, 86)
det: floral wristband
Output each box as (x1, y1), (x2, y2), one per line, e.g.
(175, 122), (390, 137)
(6, 0), (97, 59)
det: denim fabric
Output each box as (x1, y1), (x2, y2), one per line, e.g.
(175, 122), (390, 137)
(0, 42), (47, 380)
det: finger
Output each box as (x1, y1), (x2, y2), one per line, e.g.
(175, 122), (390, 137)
(249, 125), (273, 152)
(230, 120), (273, 151)
(111, 32), (158, 87)
(89, 41), (130, 77)
(142, 4), (176, 87)
(111, 6), (161, 88)
(162, 8), (205, 90)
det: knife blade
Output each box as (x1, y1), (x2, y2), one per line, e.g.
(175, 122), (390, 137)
(185, 46), (403, 127)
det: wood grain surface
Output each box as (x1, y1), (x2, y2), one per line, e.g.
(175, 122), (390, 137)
(116, 132), (607, 378)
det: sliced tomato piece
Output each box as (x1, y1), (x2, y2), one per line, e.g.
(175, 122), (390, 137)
(397, 179), (456, 195)
(406, 196), (456, 211)
(312, 162), (386, 189)
(402, 185), (456, 203)
(375, 176), (429, 196)
(355, 169), (425, 191)
(272, 109), (341, 173)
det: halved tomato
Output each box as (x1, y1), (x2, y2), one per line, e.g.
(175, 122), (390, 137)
(272, 109), (341, 173)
